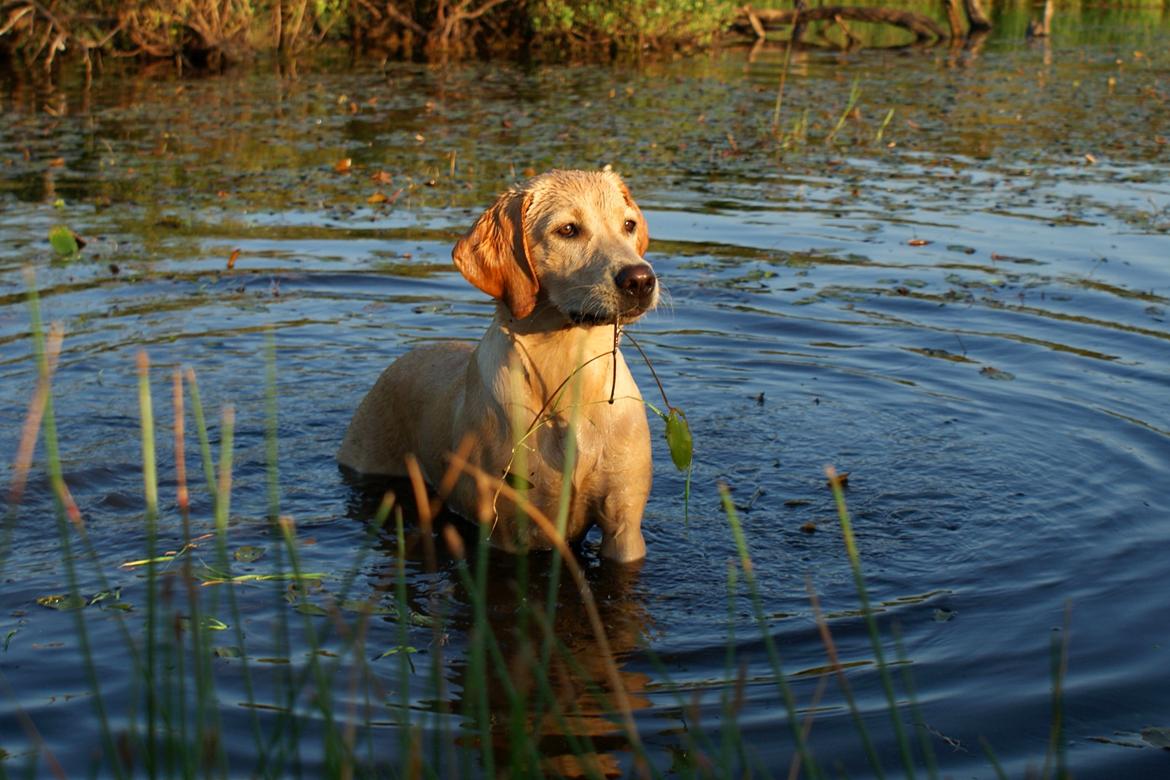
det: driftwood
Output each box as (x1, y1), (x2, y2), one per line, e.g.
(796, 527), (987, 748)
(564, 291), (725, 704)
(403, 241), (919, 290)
(735, 5), (948, 44)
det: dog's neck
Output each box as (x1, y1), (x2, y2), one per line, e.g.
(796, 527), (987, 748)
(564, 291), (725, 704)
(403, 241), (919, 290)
(482, 306), (626, 406)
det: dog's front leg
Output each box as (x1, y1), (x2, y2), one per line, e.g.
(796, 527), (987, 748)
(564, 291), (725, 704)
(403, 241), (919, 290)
(597, 481), (649, 563)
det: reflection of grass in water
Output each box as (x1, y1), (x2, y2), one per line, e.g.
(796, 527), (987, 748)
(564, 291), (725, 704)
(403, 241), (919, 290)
(7, 273), (1071, 778)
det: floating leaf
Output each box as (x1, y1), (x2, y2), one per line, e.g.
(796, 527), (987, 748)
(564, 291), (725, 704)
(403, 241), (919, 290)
(37, 594), (86, 611)
(1141, 727), (1170, 750)
(340, 599), (396, 615)
(294, 603), (329, 617)
(907, 238), (930, 247)
(367, 191), (389, 204)
(333, 158), (352, 173)
(49, 225), (80, 258)
(233, 545), (265, 563)
(227, 248), (240, 270)
(375, 645), (419, 660)
(120, 553), (178, 568)
(88, 587), (122, 605)
(979, 366), (1016, 381)
(665, 408), (693, 471)
(202, 572), (327, 586)
(213, 646), (243, 658)
(4, 628), (20, 651)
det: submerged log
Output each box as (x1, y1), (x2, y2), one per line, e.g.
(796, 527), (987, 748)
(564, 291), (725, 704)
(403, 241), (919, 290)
(734, 5), (948, 44)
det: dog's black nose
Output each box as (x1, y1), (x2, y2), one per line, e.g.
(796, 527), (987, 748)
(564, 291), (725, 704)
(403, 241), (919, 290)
(615, 264), (656, 299)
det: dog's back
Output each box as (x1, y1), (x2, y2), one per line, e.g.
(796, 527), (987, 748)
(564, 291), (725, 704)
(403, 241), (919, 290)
(337, 342), (473, 478)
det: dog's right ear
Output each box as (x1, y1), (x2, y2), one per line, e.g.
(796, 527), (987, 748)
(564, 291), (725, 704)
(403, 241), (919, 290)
(452, 189), (538, 320)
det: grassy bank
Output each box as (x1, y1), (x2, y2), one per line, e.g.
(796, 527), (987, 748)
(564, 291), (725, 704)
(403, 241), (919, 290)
(0, 276), (1073, 777)
(0, 0), (739, 70)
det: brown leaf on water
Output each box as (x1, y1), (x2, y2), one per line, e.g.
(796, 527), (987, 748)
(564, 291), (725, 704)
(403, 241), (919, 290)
(367, 191), (388, 204)
(1084, 153), (1098, 165)
(48, 157), (66, 168)
(371, 170), (393, 185)
(800, 520), (817, 534)
(227, 249), (240, 270)
(908, 238), (930, 247)
(980, 366), (1015, 381)
(1154, 136), (1167, 146)
(333, 158), (353, 173)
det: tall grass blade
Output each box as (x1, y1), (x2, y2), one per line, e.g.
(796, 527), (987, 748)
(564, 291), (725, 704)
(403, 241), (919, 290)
(892, 622), (938, 780)
(717, 484), (816, 779)
(826, 466), (916, 779)
(23, 270), (126, 779)
(136, 351), (163, 777)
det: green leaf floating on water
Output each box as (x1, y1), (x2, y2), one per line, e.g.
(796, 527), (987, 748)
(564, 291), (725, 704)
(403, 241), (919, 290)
(37, 594), (87, 611)
(376, 645), (419, 660)
(294, 603), (330, 617)
(48, 225), (80, 258)
(665, 407), (693, 471)
(233, 545), (266, 563)
(1141, 726), (1170, 749)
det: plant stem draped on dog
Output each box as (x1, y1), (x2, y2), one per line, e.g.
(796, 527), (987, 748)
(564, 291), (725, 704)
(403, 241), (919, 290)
(338, 169), (658, 563)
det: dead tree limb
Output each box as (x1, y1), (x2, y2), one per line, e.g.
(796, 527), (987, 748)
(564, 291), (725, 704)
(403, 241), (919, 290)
(735, 6), (947, 44)
(963, 0), (992, 31)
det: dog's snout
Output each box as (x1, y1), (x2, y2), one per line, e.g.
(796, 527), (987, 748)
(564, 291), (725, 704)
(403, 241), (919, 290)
(615, 264), (656, 299)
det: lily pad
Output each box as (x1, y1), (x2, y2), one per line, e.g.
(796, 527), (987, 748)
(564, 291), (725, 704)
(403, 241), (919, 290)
(233, 545), (266, 563)
(294, 603), (330, 617)
(48, 225), (80, 258)
(36, 594), (87, 611)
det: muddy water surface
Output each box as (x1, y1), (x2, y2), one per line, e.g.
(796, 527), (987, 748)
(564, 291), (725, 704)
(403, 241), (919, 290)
(2, 17), (1170, 778)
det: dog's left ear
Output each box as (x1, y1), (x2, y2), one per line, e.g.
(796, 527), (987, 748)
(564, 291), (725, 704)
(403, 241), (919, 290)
(452, 189), (539, 319)
(617, 178), (650, 257)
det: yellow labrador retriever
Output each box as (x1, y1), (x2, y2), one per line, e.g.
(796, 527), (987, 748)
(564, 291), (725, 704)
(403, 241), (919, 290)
(338, 169), (657, 562)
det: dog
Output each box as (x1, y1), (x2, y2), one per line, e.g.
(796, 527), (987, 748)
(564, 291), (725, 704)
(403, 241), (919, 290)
(338, 169), (657, 563)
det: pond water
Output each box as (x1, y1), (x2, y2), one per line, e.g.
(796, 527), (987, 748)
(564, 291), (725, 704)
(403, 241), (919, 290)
(2, 11), (1170, 778)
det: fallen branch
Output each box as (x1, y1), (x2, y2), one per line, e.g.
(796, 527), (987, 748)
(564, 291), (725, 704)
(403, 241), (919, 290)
(735, 5), (947, 44)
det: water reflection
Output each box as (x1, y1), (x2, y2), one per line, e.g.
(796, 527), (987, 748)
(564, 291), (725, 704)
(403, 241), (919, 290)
(343, 472), (652, 777)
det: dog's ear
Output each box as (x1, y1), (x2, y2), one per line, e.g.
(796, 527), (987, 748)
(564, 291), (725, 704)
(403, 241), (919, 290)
(452, 189), (538, 319)
(617, 178), (650, 257)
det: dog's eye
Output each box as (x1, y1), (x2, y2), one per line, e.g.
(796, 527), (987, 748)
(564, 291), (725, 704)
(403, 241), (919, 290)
(557, 223), (579, 238)
(623, 219), (637, 234)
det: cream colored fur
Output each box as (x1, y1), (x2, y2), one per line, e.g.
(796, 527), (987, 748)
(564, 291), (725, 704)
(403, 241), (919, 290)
(338, 169), (657, 562)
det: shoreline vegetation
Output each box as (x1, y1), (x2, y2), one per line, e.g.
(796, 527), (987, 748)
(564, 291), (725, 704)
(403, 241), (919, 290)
(0, 0), (1081, 74)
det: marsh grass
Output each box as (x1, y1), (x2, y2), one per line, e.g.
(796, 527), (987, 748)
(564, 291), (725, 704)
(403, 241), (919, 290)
(3, 274), (1071, 778)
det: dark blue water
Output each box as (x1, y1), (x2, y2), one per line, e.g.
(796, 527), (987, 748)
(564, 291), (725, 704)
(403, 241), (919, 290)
(2, 20), (1169, 778)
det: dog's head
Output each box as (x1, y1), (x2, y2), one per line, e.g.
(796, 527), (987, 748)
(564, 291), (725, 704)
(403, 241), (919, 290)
(452, 169), (656, 326)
